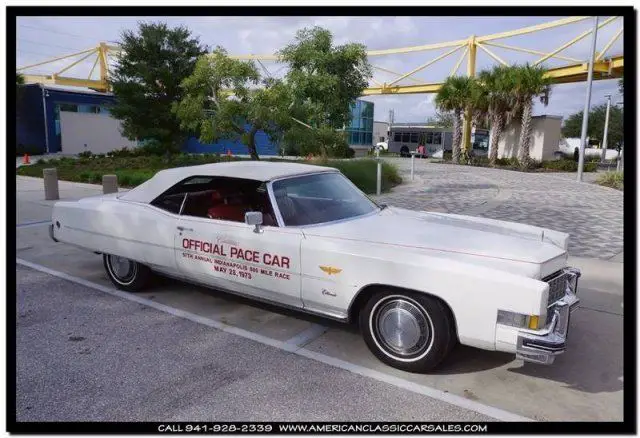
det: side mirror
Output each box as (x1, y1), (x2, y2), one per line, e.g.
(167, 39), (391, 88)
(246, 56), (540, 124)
(245, 211), (264, 234)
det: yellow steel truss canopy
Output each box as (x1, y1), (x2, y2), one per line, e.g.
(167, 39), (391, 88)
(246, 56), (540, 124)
(17, 16), (623, 95)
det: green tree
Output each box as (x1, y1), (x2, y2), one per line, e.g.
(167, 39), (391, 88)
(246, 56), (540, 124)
(562, 103), (624, 151)
(510, 64), (552, 168)
(435, 76), (477, 164)
(478, 65), (517, 165)
(110, 22), (208, 155)
(426, 110), (456, 128)
(278, 26), (372, 157)
(174, 49), (293, 160)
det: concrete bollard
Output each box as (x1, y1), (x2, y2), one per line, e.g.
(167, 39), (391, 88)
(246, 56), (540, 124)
(102, 174), (118, 194)
(376, 160), (382, 196)
(43, 168), (59, 200)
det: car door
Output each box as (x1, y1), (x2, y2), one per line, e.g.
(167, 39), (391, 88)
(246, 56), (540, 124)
(173, 180), (304, 309)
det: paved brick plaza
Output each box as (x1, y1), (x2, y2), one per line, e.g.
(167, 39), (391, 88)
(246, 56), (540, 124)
(373, 158), (623, 260)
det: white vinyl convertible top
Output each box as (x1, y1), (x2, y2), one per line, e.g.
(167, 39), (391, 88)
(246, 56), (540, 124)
(119, 161), (336, 203)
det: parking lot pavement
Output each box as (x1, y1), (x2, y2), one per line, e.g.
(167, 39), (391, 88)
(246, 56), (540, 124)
(374, 158), (624, 260)
(16, 265), (496, 422)
(14, 176), (624, 421)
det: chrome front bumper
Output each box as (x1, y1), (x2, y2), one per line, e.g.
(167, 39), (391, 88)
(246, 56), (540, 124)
(516, 267), (581, 365)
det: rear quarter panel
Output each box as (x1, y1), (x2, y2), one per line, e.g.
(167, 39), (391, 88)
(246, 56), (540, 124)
(52, 197), (177, 271)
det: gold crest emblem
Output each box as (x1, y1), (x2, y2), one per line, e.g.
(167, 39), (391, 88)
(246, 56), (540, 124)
(319, 266), (342, 275)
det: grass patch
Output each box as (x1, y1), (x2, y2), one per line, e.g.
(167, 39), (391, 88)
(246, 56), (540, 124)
(16, 154), (402, 195)
(595, 171), (623, 191)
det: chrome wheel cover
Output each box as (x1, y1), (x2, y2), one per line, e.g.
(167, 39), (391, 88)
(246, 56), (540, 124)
(107, 255), (137, 284)
(370, 296), (434, 362)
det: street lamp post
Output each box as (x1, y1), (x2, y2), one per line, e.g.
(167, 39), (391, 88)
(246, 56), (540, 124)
(601, 94), (611, 163)
(615, 101), (624, 172)
(577, 16), (599, 182)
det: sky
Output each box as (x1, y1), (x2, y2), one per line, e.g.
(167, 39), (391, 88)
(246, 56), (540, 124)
(16, 15), (624, 123)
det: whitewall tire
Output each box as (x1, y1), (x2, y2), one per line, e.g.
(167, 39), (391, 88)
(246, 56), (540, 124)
(103, 254), (151, 292)
(360, 289), (456, 372)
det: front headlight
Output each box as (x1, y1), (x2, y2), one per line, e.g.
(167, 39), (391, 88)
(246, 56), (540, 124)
(497, 310), (541, 329)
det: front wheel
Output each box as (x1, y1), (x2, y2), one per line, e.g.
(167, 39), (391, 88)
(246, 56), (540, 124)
(360, 290), (456, 372)
(103, 254), (151, 292)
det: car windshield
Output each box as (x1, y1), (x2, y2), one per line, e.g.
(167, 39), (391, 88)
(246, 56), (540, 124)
(271, 172), (379, 226)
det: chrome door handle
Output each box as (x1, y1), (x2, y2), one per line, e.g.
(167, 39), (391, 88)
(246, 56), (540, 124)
(177, 226), (193, 232)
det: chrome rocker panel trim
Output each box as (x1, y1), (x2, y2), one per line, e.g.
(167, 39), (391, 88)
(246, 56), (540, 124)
(516, 267), (581, 365)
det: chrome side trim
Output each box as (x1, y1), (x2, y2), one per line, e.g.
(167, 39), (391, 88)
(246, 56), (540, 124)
(150, 268), (349, 323)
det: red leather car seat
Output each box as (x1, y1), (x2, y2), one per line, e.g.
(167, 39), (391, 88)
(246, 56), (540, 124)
(208, 203), (250, 222)
(207, 190), (250, 222)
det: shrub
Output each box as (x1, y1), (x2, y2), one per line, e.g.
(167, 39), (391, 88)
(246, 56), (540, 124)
(78, 171), (92, 182)
(541, 159), (577, 171)
(16, 153), (402, 194)
(325, 159), (402, 194)
(118, 174), (132, 187)
(586, 154), (602, 162)
(345, 147), (356, 159)
(78, 151), (93, 158)
(584, 162), (598, 172)
(137, 139), (170, 156)
(596, 171), (623, 190)
(495, 157), (519, 167)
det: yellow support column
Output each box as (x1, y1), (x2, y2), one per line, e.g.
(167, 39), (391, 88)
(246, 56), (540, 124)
(98, 42), (109, 91)
(462, 36), (476, 156)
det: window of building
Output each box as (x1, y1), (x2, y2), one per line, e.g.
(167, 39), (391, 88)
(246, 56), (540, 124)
(379, 136), (385, 142)
(59, 103), (78, 112)
(426, 132), (434, 144)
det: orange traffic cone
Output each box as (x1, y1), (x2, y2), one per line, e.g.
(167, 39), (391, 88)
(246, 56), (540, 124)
(23, 153), (30, 165)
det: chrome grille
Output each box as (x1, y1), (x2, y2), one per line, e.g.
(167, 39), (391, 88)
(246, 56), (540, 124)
(544, 270), (568, 306)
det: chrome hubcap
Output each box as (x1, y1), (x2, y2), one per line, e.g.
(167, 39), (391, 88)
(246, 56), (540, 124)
(109, 255), (135, 281)
(375, 299), (430, 357)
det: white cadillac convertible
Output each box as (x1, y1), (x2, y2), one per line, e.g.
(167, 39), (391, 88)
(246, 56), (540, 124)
(50, 161), (580, 372)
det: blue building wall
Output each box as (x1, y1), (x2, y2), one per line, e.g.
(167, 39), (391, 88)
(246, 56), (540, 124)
(17, 85), (46, 153)
(17, 85), (371, 156)
(185, 125), (279, 156)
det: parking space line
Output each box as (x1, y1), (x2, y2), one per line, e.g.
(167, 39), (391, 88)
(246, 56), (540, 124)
(16, 258), (532, 422)
(16, 220), (51, 228)
(285, 323), (328, 347)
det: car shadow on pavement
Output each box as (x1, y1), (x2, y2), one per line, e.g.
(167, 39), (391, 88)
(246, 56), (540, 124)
(433, 344), (514, 374)
(506, 328), (623, 394)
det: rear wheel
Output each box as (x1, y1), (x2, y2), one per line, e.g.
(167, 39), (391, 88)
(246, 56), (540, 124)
(103, 254), (151, 292)
(360, 289), (456, 372)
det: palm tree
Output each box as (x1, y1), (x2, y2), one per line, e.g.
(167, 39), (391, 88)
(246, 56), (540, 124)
(435, 76), (477, 164)
(478, 65), (517, 165)
(510, 64), (552, 168)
